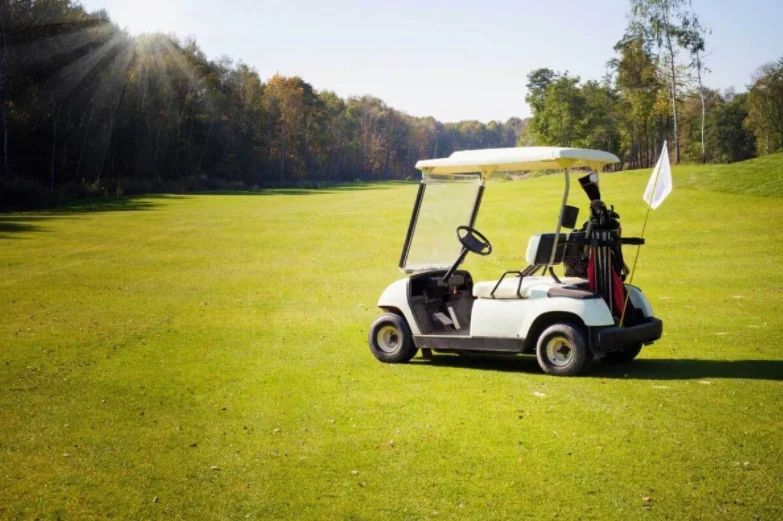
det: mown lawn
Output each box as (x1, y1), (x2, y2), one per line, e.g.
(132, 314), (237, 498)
(1, 160), (782, 520)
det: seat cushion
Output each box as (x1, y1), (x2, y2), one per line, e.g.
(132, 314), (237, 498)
(473, 276), (587, 299)
(473, 277), (545, 299)
(547, 286), (597, 299)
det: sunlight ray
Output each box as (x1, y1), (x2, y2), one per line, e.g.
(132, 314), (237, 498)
(42, 31), (126, 101)
(159, 36), (199, 83)
(11, 23), (113, 69)
(90, 40), (135, 118)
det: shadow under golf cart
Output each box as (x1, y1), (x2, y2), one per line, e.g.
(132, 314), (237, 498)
(417, 355), (783, 381)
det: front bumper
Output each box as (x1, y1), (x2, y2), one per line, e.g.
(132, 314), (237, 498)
(592, 318), (663, 354)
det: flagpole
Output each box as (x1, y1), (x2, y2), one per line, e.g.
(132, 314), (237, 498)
(618, 144), (665, 327)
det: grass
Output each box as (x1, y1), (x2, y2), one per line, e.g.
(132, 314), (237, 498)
(1, 157), (782, 520)
(625, 151), (783, 197)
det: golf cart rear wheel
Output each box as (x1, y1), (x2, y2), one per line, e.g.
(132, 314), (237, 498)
(368, 313), (417, 363)
(535, 322), (591, 376)
(601, 343), (643, 364)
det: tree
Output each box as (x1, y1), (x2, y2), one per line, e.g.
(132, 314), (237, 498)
(525, 68), (556, 143)
(525, 68), (556, 115)
(747, 57), (783, 155)
(23, 0), (783, 211)
(680, 2), (709, 160)
(525, 71), (586, 147)
(263, 74), (303, 182)
(713, 91), (755, 163)
(611, 37), (663, 168)
(0, 0), (9, 176)
(580, 80), (621, 154)
(629, 0), (690, 163)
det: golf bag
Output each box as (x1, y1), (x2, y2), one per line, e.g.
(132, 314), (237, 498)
(578, 174), (628, 319)
(586, 205), (626, 318)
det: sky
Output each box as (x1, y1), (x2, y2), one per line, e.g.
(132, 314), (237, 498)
(79, 0), (783, 123)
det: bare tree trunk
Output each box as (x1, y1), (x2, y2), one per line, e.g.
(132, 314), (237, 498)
(0, 0), (9, 176)
(335, 150), (343, 180)
(695, 51), (706, 160)
(383, 121), (396, 179)
(196, 111), (215, 177)
(325, 142), (335, 182)
(184, 110), (195, 175)
(663, 4), (680, 164)
(136, 65), (148, 177)
(60, 102), (72, 181)
(99, 114), (113, 182)
(174, 78), (195, 176)
(75, 105), (93, 180)
(99, 80), (127, 183)
(0, 90), (6, 176)
(50, 96), (60, 190)
(175, 112), (182, 176)
(154, 94), (174, 175)
(326, 128), (340, 181)
(304, 109), (313, 177)
(280, 121), (287, 184)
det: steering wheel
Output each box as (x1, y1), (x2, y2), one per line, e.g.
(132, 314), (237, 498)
(456, 225), (493, 256)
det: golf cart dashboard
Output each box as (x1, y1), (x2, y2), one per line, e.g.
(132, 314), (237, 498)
(409, 270), (474, 335)
(410, 270), (471, 295)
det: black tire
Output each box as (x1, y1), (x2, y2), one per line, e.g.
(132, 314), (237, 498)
(368, 313), (418, 363)
(535, 322), (591, 376)
(601, 343), (643, 364)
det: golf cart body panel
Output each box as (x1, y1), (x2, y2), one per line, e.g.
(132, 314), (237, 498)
(628, 286), (654, 317)
(369, 146), (663, 375)
(469, 294), (615, 339)
(377, 277), (421, 335)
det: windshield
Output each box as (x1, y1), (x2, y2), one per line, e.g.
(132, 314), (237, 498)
(400, 176), (483, 272)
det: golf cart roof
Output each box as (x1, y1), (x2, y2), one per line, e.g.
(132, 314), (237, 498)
(415, 146), (620, 177)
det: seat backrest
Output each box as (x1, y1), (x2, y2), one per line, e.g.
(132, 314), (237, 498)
(525, 233), (569, 266)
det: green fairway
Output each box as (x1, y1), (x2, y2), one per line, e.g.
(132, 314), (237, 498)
(2, 159), (782, 520)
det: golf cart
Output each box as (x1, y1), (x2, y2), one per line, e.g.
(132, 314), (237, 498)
(368, 147), (663, 376)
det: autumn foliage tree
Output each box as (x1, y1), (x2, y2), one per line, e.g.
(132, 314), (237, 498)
(0, 0), (524, 209)
(1, 0), (780, 210)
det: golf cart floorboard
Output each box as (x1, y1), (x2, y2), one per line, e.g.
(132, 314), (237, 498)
(413, 335), (525, 353)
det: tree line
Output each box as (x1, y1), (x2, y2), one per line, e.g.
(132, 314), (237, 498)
(1, 0), (782, 210)
(0, 0), (525, 209)
(524, 0), (783, 169)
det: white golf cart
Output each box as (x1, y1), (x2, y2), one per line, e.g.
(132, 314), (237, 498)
(368, 147), (663, 376)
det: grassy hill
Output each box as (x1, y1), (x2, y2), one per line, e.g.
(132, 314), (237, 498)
(623, 152), (783, 197)
(1, 158), (782, 520)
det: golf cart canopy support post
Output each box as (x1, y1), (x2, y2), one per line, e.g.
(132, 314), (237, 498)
(398, 182), (426, 269)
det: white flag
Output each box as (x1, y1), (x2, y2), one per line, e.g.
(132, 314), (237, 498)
(643, 141), (673, 209)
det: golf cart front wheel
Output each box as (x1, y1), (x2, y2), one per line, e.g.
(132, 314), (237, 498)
(601, 343), (643, 364)
(368, 313), (417, 363)
(535, 322), (591, 376)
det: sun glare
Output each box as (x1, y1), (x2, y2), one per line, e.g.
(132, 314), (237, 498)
(108, 0), (181, 36)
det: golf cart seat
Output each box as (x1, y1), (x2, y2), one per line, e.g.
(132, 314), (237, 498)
(473, 276), (548, 299)
(472, 233), (575, 299)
